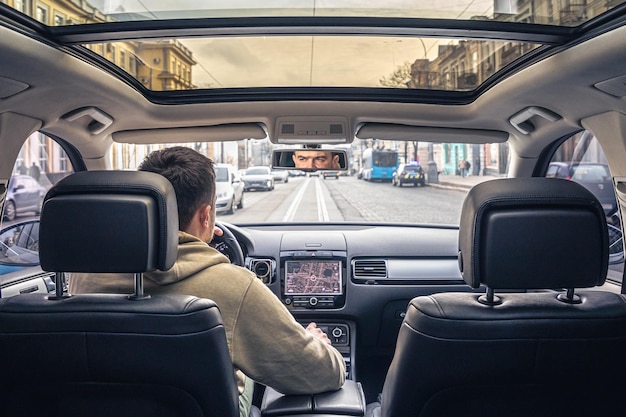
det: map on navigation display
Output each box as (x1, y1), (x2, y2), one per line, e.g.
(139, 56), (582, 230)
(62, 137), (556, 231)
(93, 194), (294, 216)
(284, 260), (342, 295)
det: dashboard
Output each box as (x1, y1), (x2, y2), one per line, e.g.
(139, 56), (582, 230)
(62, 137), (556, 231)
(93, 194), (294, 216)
(216, 222), (474, 397)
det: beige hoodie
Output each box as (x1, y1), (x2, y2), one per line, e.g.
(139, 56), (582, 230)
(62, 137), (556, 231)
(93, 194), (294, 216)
(69, 231), (346, 396)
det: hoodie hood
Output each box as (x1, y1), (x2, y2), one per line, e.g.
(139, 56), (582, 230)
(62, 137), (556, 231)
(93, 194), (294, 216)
(145, 231), (230, 285)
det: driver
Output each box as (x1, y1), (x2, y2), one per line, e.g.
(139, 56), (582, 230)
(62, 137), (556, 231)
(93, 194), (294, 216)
(292, 150), (341, 169)
(69, 146), (345, 417)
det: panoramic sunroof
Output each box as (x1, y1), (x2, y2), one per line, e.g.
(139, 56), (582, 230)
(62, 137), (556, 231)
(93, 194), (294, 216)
(3, 0), (624, 93)
(80, 36), (539, 92)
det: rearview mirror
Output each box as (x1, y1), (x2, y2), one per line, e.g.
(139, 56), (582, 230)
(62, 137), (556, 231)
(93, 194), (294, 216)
(271, 149), (348, 171)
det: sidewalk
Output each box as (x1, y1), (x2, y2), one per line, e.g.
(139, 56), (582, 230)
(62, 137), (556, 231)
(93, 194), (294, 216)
(428, 173), (501, 191)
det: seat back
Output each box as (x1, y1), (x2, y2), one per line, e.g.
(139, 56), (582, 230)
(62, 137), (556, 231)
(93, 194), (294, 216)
(0, 171), (240, 417)
(380, 178), (626, 417)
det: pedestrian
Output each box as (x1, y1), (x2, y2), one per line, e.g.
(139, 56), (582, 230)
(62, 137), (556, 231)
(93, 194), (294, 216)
(29, 163), (40, 181)
(458, 159), (466, 177)
(17, 162), (27, 175)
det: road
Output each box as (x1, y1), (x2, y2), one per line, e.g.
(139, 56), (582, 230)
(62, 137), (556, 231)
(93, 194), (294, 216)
(220, 175), (468, 224)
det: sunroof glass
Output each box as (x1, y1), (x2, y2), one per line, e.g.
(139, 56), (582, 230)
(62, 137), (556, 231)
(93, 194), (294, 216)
(82, 36), (540, 92)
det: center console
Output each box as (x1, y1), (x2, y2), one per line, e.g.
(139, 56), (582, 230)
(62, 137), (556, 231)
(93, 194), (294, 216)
(278, 232), (355, 380)
(261, 380), (366, 417)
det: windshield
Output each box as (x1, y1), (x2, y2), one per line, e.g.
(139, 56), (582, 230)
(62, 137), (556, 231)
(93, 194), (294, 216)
(215, 167), (229, 182)
(571, 164), (610, 182)
(246, 168), (269, 175)
(100, 139), (507, 225)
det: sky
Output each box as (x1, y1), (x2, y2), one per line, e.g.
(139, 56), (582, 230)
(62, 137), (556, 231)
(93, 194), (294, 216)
(184, 36), (451, 89)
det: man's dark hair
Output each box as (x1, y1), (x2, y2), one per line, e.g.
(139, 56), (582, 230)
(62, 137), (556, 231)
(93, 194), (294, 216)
(139, 146), (215, 230)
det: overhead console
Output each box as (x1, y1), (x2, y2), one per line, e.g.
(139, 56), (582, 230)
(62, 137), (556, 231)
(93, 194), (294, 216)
(279, 232), (347, 309)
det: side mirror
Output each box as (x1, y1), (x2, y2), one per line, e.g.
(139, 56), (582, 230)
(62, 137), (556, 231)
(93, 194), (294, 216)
(271, 149), (348, 172)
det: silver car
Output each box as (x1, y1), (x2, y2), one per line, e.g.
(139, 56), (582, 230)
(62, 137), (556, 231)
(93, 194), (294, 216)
(2, 175), (46, 221)
(243, 166), (275, 191)
(214, 164), (244, 214)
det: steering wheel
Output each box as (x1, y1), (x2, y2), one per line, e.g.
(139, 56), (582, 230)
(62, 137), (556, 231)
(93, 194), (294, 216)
(211, 220), (245, 267)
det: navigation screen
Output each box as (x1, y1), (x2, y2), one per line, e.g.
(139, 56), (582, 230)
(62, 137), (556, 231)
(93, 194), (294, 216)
(284, 260), (342, 295)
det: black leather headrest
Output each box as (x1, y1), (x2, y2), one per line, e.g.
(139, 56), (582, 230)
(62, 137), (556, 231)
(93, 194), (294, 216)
(458, 178), (608, 289)
(39, 171), (179, 273)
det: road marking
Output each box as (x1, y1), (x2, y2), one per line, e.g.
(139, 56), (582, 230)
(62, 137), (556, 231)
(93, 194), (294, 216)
(315, 179), (330, 222)
(283, 177), (311, 221)
(282, 177), (330, 222)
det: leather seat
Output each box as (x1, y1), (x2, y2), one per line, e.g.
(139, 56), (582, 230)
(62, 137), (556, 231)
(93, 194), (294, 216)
(373, 177), (626, 417)
(0, 171), (240, 417)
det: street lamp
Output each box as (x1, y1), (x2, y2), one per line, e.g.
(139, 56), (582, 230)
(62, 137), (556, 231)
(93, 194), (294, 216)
(418, 38), (428, 59)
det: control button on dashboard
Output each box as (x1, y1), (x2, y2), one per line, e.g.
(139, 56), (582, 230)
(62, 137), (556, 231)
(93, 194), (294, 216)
(332, 327), (343, 338)
(309, 297), (318, 306)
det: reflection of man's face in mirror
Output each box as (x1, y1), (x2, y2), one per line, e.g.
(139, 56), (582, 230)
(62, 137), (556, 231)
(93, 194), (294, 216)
(292, 150), (340, 169)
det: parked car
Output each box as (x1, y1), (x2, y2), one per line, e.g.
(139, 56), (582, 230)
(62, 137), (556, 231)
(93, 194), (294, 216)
(322, 170), (340, 180)
(392, 163), (426, 187)
(2, 175), (45, 221)
(271, 169), (289, 183)
(242, 166), (274, 191)
(547, 162), (617, 214)
(0, 218), (54, 297)
(215, 163), (244, 214)
(289, 169), (307, 177)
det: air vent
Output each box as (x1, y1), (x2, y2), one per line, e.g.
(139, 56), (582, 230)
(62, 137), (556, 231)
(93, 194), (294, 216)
(329, 124), (343, 134)
(281, 124), (295, 134)
(247, 258), (275, 284)
(353, 260), (387, 278)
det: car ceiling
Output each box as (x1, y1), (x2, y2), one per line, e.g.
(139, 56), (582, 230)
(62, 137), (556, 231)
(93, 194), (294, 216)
(0, 10), (625, 177)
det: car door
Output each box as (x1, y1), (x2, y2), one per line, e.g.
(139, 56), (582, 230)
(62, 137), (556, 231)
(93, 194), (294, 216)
(571, 164), (616, 215)
(20, 177), (41, 212)
(231, 170), (244, 203)
(545, 131), (623, 269)
(1, 136), (74, 298)
(10, 177), (31, 213)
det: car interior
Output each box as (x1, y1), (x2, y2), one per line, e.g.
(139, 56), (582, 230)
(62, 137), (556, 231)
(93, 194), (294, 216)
(1, 170), (241, 417)
(1, 1), (626, 416)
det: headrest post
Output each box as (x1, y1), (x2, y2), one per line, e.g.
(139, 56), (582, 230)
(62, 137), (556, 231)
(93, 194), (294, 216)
(48, 272), (71, 300)
(478, 286), (502, 306)
(557, 288), (582, 304)
(128, 272), (151, 301)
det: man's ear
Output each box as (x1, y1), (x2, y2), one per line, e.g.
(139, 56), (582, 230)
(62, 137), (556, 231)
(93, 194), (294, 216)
(199, 203), (211, 228)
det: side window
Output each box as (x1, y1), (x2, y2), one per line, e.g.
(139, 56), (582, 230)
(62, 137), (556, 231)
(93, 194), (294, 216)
(1, 134), (74, 279)
(546, 130), (623, 283)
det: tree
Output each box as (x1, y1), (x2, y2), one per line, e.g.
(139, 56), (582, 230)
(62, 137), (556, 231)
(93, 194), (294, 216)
(380, 62), (412, 88)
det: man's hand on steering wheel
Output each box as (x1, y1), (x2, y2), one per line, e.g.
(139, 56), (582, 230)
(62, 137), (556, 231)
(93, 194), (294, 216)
(210, 221), (245, 267)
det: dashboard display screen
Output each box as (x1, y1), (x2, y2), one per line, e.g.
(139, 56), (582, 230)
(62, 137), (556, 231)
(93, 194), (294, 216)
(284, 260), (342, 295)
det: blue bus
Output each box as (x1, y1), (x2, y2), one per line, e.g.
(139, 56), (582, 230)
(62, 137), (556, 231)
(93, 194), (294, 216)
(361, 149), (398, 182)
